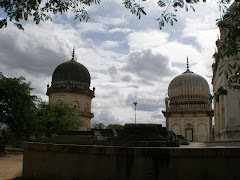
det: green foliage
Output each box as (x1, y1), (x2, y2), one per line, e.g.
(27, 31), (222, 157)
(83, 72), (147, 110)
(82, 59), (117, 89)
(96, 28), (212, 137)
(0, 144), (5, 152)
(0, 74), (37, 139)
(122, 0), (146, 19)
(157, 0), (197, 29)
(35, 101), (83, 138)
(0, 0), (101, 30)
(216, 2), (240, 90)
(217, 10), (240, 58)
(91, 122), (105, 129)
(1, 0), (234, 30)
(0, 75), (83, 140)
(106, 124), (124, 129)
(219, 62), (240, 90)
(213, 86), (228, 102)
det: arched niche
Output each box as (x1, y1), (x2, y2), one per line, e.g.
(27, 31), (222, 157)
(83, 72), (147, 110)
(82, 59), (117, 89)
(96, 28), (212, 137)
(171, 123), (181, 135)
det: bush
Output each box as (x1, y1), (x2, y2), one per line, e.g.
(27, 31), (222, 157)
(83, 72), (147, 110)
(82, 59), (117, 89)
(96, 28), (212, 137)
(0, 142), (5, 152)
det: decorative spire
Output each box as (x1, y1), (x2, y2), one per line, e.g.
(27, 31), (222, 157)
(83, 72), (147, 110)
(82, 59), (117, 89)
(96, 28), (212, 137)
(72, 47), (75, 61)
(187, 56), (189, 71)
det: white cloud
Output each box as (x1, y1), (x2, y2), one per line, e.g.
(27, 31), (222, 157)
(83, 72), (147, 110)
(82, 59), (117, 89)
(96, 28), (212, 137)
(122, 49), (177, 83)
(0, 0), (221, 127)
(97, 16), (127, 26)
(101, 40), (120, 48)
(109, 28), (132, 33)
(127, 30), (169, 50)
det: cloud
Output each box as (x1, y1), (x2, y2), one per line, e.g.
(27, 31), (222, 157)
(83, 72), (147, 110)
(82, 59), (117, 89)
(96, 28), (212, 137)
(125, 92), (165, 112)
(76, 22), (107, 33)
(127, 30), (169, 50)
(96, 16), (127, 26)
(92, 108), (123, 126)
(101, 40), (120, 48)
(0, 22), (84, 77)
(109, 28), (132, 33)
(122, 49), (176, 83)
(107, 66), (118, 80)
(0, 0), (220, 127)
(121, 75), (132, 82)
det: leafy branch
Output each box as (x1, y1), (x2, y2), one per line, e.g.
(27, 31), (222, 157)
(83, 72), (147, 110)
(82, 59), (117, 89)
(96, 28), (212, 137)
(122, 0), (146, 19)
(210, 86), (228, 102)
(219, 60), (240, 89)
(214, 2), (240, 90)
(0, 0), (101, 30)
(156, 0), (198, 29)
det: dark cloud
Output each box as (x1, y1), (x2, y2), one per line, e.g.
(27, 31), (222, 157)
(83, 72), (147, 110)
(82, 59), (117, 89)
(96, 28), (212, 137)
(107, 66), (118, 79)
(152, 114), (165, 119)
(0, 27), (70, 78)
(125, 92), (165, 112)
(122, 49), (176, 83)
(121, 74), (132, 82)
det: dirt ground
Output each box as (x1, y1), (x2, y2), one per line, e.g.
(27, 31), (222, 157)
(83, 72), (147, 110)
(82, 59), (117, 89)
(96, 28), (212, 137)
(0, 153), (23, 180)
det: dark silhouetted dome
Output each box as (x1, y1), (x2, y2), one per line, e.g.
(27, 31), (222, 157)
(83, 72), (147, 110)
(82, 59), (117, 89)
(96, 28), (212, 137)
(46, 49), (94, 97)
(52, 59), (90, 87)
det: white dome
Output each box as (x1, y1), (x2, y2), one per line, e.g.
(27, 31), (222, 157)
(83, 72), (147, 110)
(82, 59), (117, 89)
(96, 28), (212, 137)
(167, 70), (211, 111)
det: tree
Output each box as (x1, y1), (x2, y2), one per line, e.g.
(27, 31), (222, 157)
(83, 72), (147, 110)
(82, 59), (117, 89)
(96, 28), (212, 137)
(35, 101), (83, 138)
(106, 124), (124, 129)
(0, 74), (37, 139)
(0, 0), (232, 30)
(91, 122), (105, 129)
(214, 2), (240, 90)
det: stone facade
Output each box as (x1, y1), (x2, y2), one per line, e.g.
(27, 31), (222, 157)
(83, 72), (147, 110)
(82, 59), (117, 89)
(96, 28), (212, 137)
(163, 60), (213, 142)
(212, 2), (240, 141)
(23, 142), (240, 180)
(48, 92), (94, 130)
(166, 113), (212, 142)
(47, 50), (94, 131)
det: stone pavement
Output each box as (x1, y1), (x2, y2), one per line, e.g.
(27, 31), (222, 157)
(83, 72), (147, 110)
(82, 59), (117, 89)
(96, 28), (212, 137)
(180, 141), (240, 148)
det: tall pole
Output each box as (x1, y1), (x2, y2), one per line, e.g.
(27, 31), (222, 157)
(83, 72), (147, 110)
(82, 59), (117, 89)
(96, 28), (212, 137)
(133, 101), (138, 124)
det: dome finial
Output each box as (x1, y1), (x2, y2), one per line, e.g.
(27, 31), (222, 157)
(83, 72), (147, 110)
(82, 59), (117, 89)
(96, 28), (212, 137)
(72, 46), (75, 61)
(187, 56), (189, 71)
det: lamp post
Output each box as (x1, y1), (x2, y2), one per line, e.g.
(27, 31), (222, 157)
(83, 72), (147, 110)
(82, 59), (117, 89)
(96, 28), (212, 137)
(133, 101), (138, 124)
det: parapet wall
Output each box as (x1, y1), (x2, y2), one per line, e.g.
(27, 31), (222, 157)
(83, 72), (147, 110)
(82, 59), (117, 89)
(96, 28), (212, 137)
(23, 142), (240, 180)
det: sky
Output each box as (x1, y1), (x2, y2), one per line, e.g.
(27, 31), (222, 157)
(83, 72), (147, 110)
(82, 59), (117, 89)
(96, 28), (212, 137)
(0, 0), (228, 126)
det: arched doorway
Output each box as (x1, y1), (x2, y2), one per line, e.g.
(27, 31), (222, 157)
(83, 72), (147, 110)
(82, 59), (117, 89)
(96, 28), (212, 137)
(185, 123), (194, 142)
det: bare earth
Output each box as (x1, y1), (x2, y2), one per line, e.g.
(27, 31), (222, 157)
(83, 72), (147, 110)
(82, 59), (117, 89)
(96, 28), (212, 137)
(0, 153), (23, 180)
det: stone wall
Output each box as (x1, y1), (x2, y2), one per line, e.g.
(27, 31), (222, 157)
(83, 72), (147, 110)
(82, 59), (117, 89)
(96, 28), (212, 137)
(23, 142), (240, 180)
(212, 2), (240, 141)
(168, 113), (212, 142)
(49, 92), (93, 131)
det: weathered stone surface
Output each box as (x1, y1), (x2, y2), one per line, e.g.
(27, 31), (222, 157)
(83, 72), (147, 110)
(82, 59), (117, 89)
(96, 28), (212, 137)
(23, 142), (240, 180)
(40, 124), (181, 147)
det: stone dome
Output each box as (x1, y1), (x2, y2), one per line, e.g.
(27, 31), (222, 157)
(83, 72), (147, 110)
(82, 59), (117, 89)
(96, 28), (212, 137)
(167, 69), (211, 111)
(52, 58), (90, 87)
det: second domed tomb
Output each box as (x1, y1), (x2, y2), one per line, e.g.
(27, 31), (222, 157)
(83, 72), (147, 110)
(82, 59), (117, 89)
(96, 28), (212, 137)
(162, 59), (214, 142)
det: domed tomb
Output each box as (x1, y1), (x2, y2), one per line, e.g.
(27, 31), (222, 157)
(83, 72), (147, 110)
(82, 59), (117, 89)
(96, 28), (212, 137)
(47, 49), (95, 131)
(162, 57), (213, 142)
(167, 66), (211, 112)
(47, 50), (94, 97)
